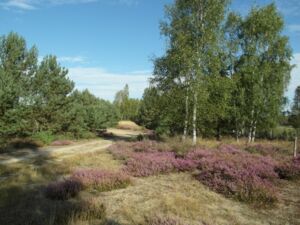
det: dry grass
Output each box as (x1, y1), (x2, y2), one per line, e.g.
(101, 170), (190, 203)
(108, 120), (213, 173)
(0, 153), (108, 225)
(107, 128), (145, 139)
(164, 136), (295, 156)
(1, 137), (299, 225)
(116, 121), (143, 131)
(61, 151), (123, 172)
(95, 173), (300, 225)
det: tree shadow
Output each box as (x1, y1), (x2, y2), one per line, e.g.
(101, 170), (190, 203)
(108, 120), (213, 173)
(0, 139), (41, 154)
(0, 150), (108, 225)
(0, 186), (107, 225)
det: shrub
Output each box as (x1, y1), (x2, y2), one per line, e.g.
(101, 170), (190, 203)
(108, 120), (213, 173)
(109, 141), (200, 177)
(108, 141), (171, 160)
(7, 138), (44, 149)
(123, 151), (198, 177)
(185, 149), (214, 162)
(245, 144), (280, 156)
(275, 155), (300, 179)
(79, 131), (97, 139)
(45, 179), (83, 200)
(71, 169), (131, 191)
(124, 152), (177, 177)
(108, 142), (135, 160)
(192, 145), (279, 204)
(130, 140), (172, 153)
(32, 131), (55, 145)
(172, 158), (198, 172)
(164, 136), (195, 155)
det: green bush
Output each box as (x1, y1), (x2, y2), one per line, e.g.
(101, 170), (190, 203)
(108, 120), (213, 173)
(32, 131), (55, 145)
(259, 126), (296, 141)
(78, 131), (97, 139)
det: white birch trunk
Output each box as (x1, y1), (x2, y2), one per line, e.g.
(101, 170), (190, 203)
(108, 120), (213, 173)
(251, 121), (257, 143)
(294, 136), (298, 158)
(248, 124), (253, 143)
(248, 109), (254, 143)
(183, 91), (189, 141)
(192, 92), (197, 146)
(236, 131), (239, 143)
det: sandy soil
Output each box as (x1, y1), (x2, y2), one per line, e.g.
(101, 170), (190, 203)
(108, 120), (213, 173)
(0, 128), (143, 165)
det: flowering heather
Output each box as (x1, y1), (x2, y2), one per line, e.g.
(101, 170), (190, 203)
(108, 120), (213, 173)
(108, 142), (135, 160)
(275, 155), (300, 179)
(193, 145), (279, 203)
(124, 152), (177, 177)
(71, 169), (131, 191)
(109, 141), (197, 176)
(108, 140), (172, 158)
(45, 178), (83, 200)
(130, 140), (172, 153)
(173, 158), (198, 172)
(185, 149), (214, 162)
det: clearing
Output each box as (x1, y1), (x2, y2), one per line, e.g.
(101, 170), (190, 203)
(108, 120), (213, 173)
(0, 130), (299, 225)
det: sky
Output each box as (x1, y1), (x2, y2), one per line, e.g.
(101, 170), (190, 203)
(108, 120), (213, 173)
(0, 0), (299, 104)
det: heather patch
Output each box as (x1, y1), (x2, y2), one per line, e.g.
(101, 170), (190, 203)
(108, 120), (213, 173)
(192, 145), (279, 204)
(109, 141), (197, 176)
(123, 152), (177, 177)
(108, 141), (298, 205)
(275, 155), (300, 179)
(45, 178), (83, 200)
(71, 169), (131, 191)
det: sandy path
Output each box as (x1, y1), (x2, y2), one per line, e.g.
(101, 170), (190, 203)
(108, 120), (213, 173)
(0, 139), (113, 165)
(0, 128), (144, 165)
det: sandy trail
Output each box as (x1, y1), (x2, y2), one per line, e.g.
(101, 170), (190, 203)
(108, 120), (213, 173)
(0, 128), (143, 165)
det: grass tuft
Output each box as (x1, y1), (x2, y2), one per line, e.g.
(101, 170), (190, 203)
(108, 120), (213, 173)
(45, 178), (83, 200)
(71, 169), (131, 192)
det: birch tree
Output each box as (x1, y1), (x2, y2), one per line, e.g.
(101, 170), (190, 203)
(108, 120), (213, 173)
(153, 0), (229, 144)
(235, 4), (292, 142)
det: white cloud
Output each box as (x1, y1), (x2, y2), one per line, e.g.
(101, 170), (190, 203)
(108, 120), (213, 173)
(58, 56), (86, 63)
(1, 0), (137, 10)
(275, 0), (300, 16)
(68, 67), (151, 101)
(288, 24), (300, 34)
(286, 53), (300, 105)
(38, 55), (86, 64)
(1, 0), (36, 10)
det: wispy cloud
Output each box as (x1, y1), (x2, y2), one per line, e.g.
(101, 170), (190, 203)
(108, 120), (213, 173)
(68, 67), (151, 101)
(38, 55), (87, 64)
(58, 56), (86, 63)
(275, 0), (300, 17)
(1, 0), (36, 10)
(1, 0), (138, 10)
(286, 53), (300, 105)
(288, 24), (300, 35)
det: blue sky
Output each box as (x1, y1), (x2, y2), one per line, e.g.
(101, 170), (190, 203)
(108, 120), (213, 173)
(0, 0), (299, 104)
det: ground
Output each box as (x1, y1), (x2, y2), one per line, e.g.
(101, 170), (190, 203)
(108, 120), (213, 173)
(0, 130), (299, 225)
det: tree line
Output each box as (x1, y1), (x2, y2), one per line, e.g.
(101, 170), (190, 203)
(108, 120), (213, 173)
(1, 0), (298, 146)
(137, 0), (294, 144)
(0, 33), (134, 144)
